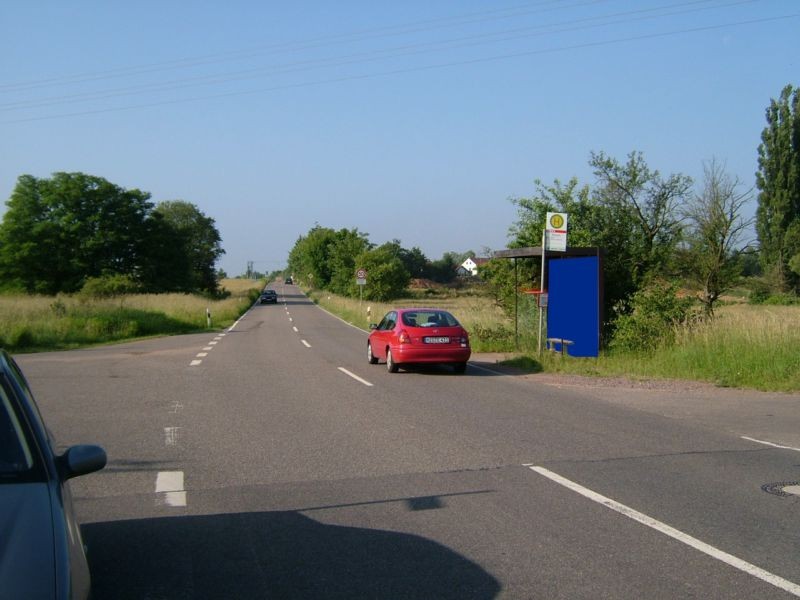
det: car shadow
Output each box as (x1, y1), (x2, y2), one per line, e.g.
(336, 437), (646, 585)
(394, 364), (511, 377)
(83, 510), (501, 599)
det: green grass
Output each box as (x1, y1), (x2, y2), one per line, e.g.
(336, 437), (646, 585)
(0, 279), (263, 352)
(521, 305), (800, 392)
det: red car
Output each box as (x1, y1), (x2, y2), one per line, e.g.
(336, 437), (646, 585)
(367, 308), (471, 373)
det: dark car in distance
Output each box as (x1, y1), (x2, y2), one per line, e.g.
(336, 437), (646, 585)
(260, 290), (278, 304)
(367, 308), (471, 373)
(0, 349), (107, 599)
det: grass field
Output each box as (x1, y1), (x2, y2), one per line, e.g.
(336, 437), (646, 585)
(0, 279), (263, 352)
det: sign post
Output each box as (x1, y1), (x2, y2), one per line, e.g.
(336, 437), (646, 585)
(539, 212), (568, 355)
(356, 268), (367, 308)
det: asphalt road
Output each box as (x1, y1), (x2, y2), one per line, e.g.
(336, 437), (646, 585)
(16, 283), (800, 599)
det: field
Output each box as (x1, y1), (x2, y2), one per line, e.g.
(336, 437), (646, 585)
(310, 289), (800, 392)
(0, 279), (263, 351)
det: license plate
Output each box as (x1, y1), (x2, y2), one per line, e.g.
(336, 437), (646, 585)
(424, 336), (450, 344)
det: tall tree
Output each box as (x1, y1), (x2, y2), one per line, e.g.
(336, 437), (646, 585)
(590, 151), (692, 286)
(154, 201), (225, 294)
(0, 173), (153, 293)
(684, 159), (754, 315)
(356, 244), (409, 301)
(327, 228), (372, 296)
(756, 84), (800, 291)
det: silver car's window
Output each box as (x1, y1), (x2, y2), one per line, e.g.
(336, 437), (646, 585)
(0, 384), (34, 474)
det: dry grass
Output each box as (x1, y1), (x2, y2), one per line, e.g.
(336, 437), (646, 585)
(0, 278), (263, 351)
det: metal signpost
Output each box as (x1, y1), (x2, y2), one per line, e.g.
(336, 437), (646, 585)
(356, 268), (367, 307)
(538, 212), (568, 355)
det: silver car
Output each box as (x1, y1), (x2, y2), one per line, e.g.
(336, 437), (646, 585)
(0, 349), (106, 600)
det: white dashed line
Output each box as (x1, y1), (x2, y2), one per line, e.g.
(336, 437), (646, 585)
(338, 367), (373, 387)
(203, 346), (213, 351)
(526, 465), (800, 597)
(155, 471), (187, 507)
(301, 340), (311, 348)
(208, 341), (218, 345)
(741, 436), (800, 452)
(293, 326), (299, 332)
(164, 427), (180, 446)
(196, 352), (208, 358)
(189, 360), (202, 366)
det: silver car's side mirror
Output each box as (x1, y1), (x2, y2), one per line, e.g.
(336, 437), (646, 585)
(60, 444), (107, 480)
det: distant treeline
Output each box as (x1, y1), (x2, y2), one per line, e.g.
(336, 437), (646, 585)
(287, 225), (475, 301)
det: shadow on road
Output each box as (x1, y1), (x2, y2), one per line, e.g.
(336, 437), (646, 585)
(83, 510), (501, 599)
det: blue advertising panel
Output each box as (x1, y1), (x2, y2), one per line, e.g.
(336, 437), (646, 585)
(546, 256), (600, 357)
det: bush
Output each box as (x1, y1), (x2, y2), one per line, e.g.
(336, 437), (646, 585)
(610, 281), (693, 354)
(748, 279), (772, 304)
(79, 275), (141, 298)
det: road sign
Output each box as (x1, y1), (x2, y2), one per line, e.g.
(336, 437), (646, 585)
(356, 268), (367, 286)
(545, 212), (568, 251)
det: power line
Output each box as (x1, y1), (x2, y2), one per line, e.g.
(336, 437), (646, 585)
(0, 0), (757, 112)
(3, 9), (795, 124)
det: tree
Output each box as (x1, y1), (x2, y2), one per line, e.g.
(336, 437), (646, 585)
(0, 173), (153, 293)
(590, 151), (692, 285)
(756, 84), (800, 291)
(683, 159), (754, 315)
(356, 244), (410, 301)
(287, 225), (338, 289)
(154, 201), (225, 294)
(327, 228), (372, 296)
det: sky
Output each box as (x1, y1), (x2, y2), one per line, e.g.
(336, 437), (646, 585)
(1, 1), (798, 277)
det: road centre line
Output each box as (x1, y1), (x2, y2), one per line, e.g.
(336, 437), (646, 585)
(189, 360), (202, 367)
(741, 436), (800, 452)
(196, 352), (208, 358)
(293, 326), (298, 332)
(203, 346), (213, 351)
(301, 340), (311, 348)
(526, 465), (800, 597)
(338, 367), (374, 387)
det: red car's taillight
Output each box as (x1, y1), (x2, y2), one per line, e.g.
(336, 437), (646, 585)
(398, 329), (411, 344)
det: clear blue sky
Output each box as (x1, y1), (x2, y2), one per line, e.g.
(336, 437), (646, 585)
(2, 1), (798, 277)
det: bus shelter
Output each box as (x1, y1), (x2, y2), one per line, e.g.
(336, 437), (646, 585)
(493, 246), (603, 357)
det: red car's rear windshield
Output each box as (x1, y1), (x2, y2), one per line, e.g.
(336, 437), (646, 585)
(401, 311), (460, 328)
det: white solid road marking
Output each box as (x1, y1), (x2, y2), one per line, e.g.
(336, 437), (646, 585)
(338, 367), (374, 387)
(741, 436), (800, 453)
(189, 360), (202, 366)
(526, 465), (800, 597)
(156, 471), (187, 507)
(301, 340), (311, 348)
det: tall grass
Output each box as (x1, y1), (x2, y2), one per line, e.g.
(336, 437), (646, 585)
(542, 305), (800, 392)
(0, 279), (262, 351)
